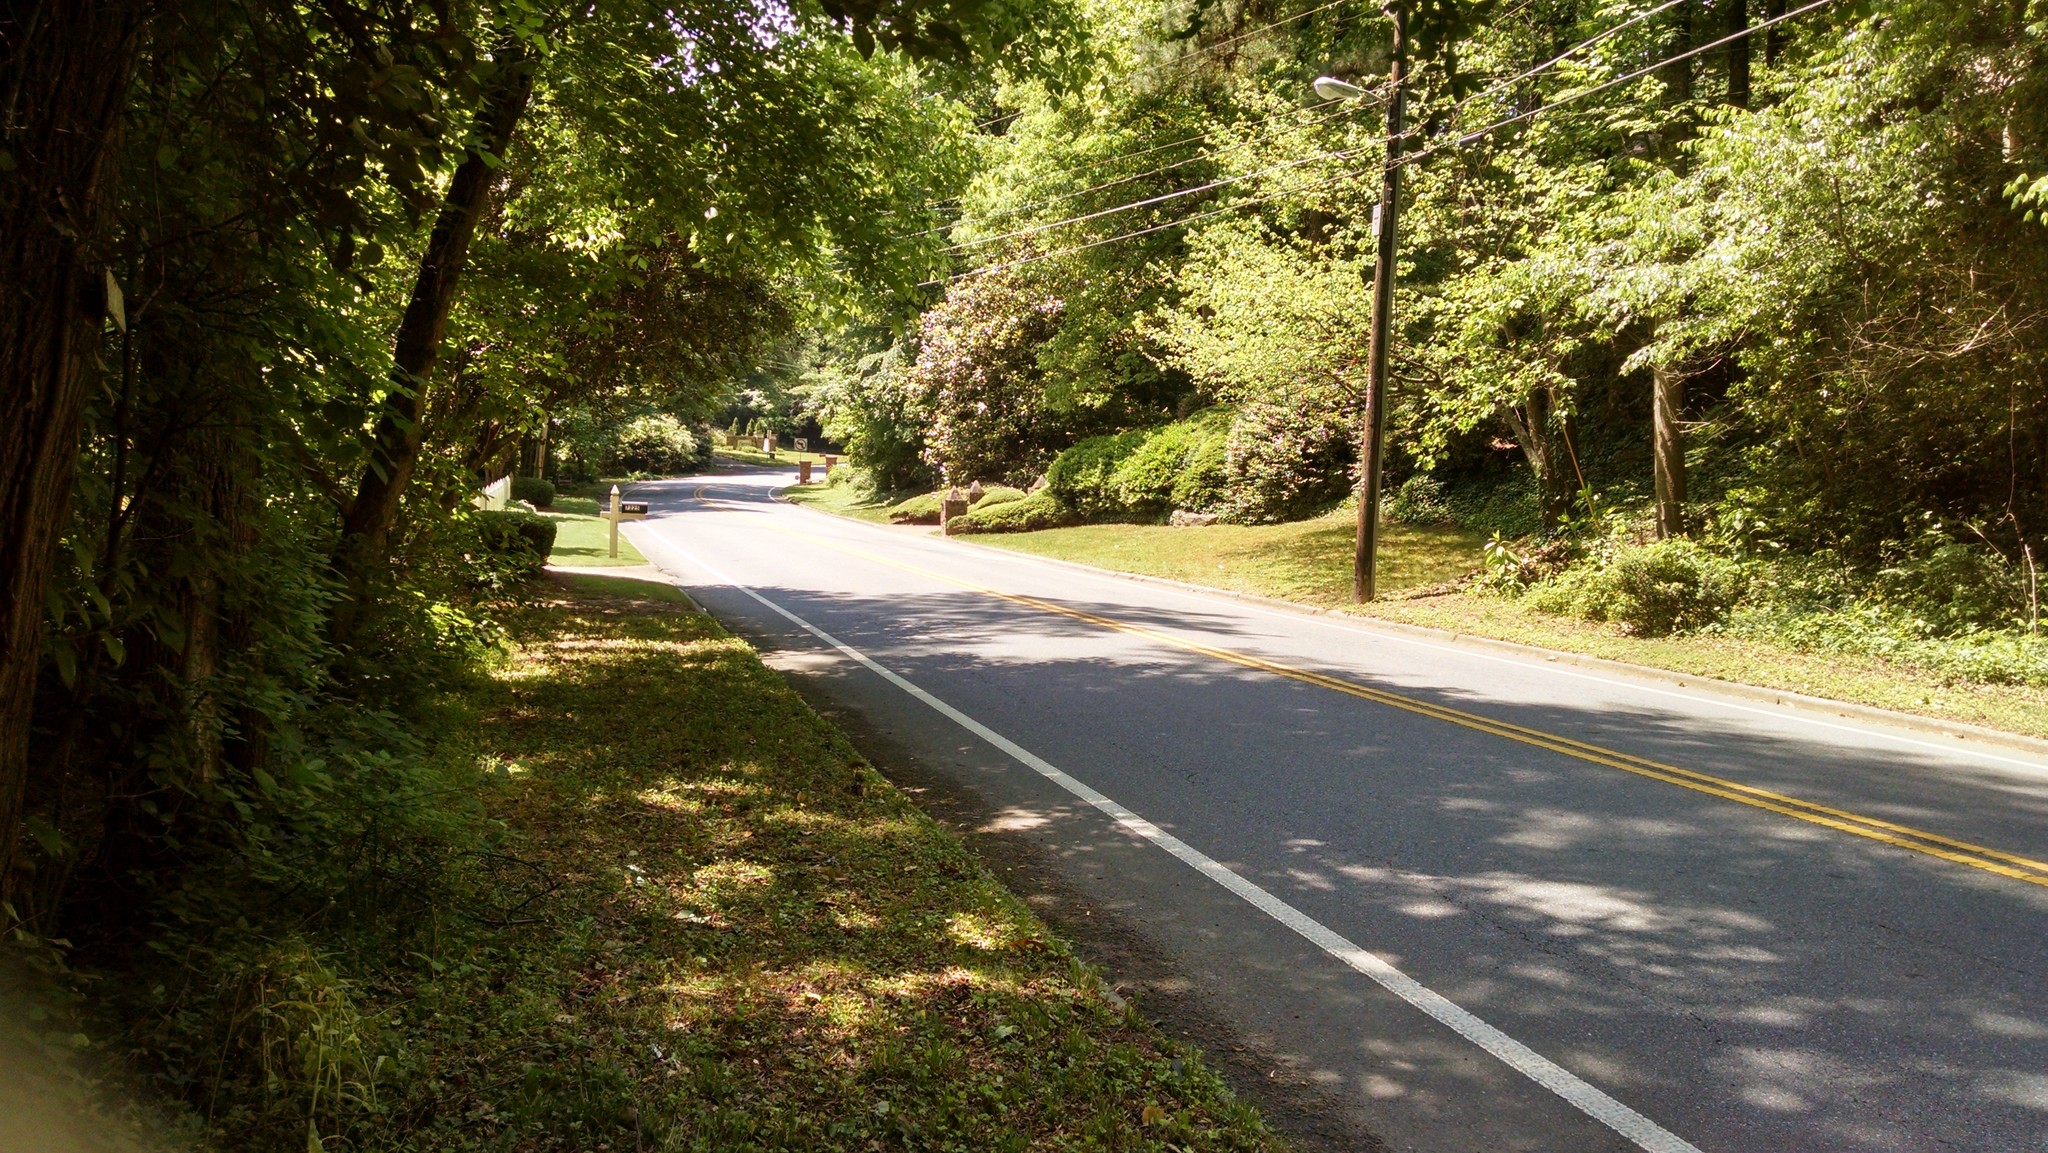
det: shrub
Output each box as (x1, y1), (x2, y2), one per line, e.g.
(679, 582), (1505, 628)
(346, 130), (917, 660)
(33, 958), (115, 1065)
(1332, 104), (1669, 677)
(1111, 408), (1231, 514)
(946, 491), (1076, 534)
(606, 415), (706, 475)
(1528, 538), (1746, 636)
(1220, 402), (1352, 523)
(473, 509), (557, 575)
(971, 485), (1027, 509)
(886, 491), (945, 525)
(1387, 474), (1451, 525)
(1046, 431), (1148, 517)
(1871, 532), (2027, 636)
(510, 476), (555, 508)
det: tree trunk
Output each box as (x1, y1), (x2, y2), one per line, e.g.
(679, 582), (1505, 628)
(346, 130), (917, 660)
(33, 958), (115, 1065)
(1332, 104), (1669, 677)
(0, 0), (143, 909)
(1765, 0), (1785, 67)
(1660, 3), (1693, 107)
(1501, 390), (1572, 528)
(1653, 362), (1686, 538)
(1726, 0), (1750, 109)
(519, 422), (549, 479)
(329, 38), (536, 647)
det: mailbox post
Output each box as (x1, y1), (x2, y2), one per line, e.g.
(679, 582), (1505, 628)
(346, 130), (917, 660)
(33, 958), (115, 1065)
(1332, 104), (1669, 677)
(605, 484), (649, 558)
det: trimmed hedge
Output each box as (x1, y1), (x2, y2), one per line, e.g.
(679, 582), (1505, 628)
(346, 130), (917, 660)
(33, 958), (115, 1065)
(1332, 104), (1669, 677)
(1045, 431), (1148, 517)
(1109, 408), (1230, 514)
(971, 485), (1027, 509)
(945, 491), (1076, 534)
(474, 509), (558, 573)
(886, 492), (945, 525)
(510, 476), (555, 508)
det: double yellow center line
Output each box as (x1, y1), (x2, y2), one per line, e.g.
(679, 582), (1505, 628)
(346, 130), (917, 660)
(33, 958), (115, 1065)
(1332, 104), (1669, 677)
(691, 488), (2048, 890)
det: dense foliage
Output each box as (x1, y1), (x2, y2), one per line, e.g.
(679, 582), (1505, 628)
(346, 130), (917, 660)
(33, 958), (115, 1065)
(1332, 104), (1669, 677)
(6, 0), (2048, 1140)
(795, 0), (2044, 659)
(0, 0), (1077, 1139)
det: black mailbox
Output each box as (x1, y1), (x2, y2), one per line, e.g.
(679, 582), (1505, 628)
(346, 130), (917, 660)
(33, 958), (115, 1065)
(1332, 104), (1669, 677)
(620, 501), (649, 515)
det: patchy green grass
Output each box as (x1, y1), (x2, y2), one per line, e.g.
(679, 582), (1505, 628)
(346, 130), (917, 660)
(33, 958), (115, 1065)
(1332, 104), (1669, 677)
(975, 509), (1486, 603)
(1360, 594), (2048, 740)
(544, 507), (647, 567)
(714, 445), (833, 469)
(783, 481), (895, 524)
(335, 577), (1277, 1151)
(550, 570), (692, 603)
(843, 501), (2048, 740)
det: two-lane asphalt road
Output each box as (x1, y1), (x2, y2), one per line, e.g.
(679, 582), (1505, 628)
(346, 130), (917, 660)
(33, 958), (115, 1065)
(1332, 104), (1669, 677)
(622, 467), (2048, 1153)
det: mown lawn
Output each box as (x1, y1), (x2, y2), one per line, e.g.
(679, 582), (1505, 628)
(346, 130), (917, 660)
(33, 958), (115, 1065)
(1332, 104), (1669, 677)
(798, 500), (2048, 741)
(974, 508), (1486, 603)
(714, 445), (834, 469)
(543, 507), (648, 566)
(1360, 594), (2048, 740)
(542, 485), (647, 567)
(783, 480), (898, 524)
(374, 573), (1277, 1151)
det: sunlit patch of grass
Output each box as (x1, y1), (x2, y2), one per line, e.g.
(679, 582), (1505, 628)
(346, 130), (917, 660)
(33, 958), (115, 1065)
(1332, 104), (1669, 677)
(1364, 593), (2048, 740)
(782, 480), (897, 523)
(914, 502), (2048, 739)
(946, 506), (1486, 603)
(542, 508), (648, 567)
(330, 579), (1278, 1151)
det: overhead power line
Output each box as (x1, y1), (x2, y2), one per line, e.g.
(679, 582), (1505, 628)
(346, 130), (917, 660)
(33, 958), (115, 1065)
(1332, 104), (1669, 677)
(970, 0), (1363, 132)
(1131, 0), (1364, 78)
(941, 144), (1359, 254)
(924, 0), (1690, 249)
(922, 0), (1837, 286)
(917, 165), (1363, 287)
(904, 97), (1377, 240)
(1437, 0), (1692, 124)
(1396, 0), (1838, 171)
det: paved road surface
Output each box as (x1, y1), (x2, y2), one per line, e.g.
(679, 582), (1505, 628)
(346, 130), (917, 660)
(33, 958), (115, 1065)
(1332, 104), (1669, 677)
(622, 467), (2048, 1153)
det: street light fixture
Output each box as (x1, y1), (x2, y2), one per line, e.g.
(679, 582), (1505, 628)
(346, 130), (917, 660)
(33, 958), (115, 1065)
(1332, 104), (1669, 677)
(1314, 11), (1407, 602)
(1312, 75), (1369, 101)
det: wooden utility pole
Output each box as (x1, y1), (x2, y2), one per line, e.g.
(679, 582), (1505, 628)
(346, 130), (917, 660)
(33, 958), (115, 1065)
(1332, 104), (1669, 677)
(1650, 3), (1697, 541)
(1652, 365), (1686, 538)
(1354, 2), (1408, 602)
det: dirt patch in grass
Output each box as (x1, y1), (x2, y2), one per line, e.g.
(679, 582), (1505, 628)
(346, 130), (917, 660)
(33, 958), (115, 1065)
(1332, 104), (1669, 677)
(372, 573), (1279, 1150)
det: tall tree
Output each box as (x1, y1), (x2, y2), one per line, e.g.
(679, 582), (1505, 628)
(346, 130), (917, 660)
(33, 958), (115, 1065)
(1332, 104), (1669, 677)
(0, 0), (144, 910)
(330, 31), (537, 645)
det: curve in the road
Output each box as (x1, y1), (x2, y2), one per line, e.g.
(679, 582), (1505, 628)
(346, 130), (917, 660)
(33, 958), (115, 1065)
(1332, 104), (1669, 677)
(704, 488), (2048, 893)
(662, 530), (1707, 1153)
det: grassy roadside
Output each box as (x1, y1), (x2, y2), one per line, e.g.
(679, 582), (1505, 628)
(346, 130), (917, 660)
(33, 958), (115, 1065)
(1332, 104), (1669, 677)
(1358, 594), (2048, 739)
(974, 511), (1484, 604)
(713, 446), (833, 469)
(786, 494), (2048, 740)
(540, 486), (647, 566)
(349, 573), (1276, 1151)
(782, 480), (898, 524)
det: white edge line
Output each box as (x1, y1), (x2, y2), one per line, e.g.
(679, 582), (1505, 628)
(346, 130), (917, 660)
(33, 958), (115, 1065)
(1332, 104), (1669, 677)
(646, 529), (1705, 1153)
(708, 478), (2048, 778)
